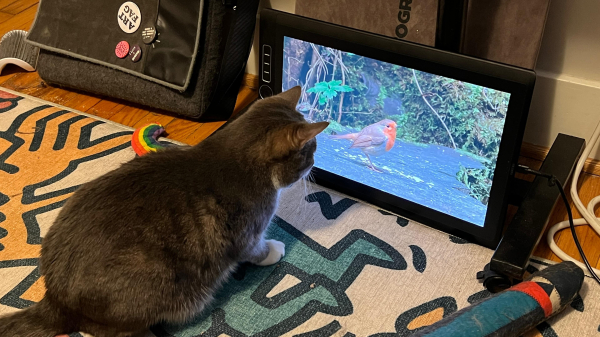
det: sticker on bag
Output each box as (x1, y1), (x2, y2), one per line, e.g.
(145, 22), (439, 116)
(118, 2), (142, 34)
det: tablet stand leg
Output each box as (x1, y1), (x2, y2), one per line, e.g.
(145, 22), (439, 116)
(478, 134), (585, 292)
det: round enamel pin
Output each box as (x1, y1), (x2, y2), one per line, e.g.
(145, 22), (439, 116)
(142, 25), (157, 44)
(115, 41), (130, 59)
(129, 45), (142, 62)
(118, 2), (142, 34)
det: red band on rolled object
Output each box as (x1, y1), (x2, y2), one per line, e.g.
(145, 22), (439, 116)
(509, 281), (553, 317)
(131, 128), (145, 156)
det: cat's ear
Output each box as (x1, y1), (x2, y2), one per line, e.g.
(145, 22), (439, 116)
(293, 121), (329, 148)
(277, 86), (302, 109)
(272, 121), (329, 157)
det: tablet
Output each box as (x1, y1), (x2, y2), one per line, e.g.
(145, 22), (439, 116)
(259, 9), (535, 248)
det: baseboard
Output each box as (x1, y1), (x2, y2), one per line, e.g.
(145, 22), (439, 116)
(524, 70), (600, 162)
(520, 142), (600, 176)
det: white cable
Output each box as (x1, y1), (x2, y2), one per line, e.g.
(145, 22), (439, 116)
(547, 120), (600, 277)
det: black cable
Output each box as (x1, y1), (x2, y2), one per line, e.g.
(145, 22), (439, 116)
(517, 165), (600, 285)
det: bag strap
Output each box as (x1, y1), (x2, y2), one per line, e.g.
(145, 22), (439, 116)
(202, 0), (259, 121)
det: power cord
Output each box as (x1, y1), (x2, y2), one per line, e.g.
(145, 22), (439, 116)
(517, 165), (600, 285)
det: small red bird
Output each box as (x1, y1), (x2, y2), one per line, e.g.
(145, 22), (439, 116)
(330, 119), (397, 172)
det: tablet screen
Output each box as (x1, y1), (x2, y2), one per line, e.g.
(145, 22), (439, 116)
(282, 36), (511, 227)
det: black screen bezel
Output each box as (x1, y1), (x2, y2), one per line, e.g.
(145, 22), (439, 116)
(259, 9), (535, 249)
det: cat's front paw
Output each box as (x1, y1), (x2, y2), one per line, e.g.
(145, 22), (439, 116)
(257, 240), (285, 266)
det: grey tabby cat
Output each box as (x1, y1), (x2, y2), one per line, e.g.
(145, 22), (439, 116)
(0, 86), (329, 337)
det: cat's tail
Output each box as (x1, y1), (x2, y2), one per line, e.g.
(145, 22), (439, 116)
(0, 297), (72, 337)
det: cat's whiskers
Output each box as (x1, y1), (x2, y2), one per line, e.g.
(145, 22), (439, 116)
(292, 178), (306, 215)
(302, 177), (309, 215)
(298, 171), (316, 215)
(306, 172), (316, 203)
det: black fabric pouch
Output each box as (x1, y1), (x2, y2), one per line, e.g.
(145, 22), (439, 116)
(26, 0), (259, 121)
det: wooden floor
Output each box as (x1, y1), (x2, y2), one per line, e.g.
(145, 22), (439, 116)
(1, 1), (599, 272)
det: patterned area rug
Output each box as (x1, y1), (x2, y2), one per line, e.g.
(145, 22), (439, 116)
(0, 88), (599, 337)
